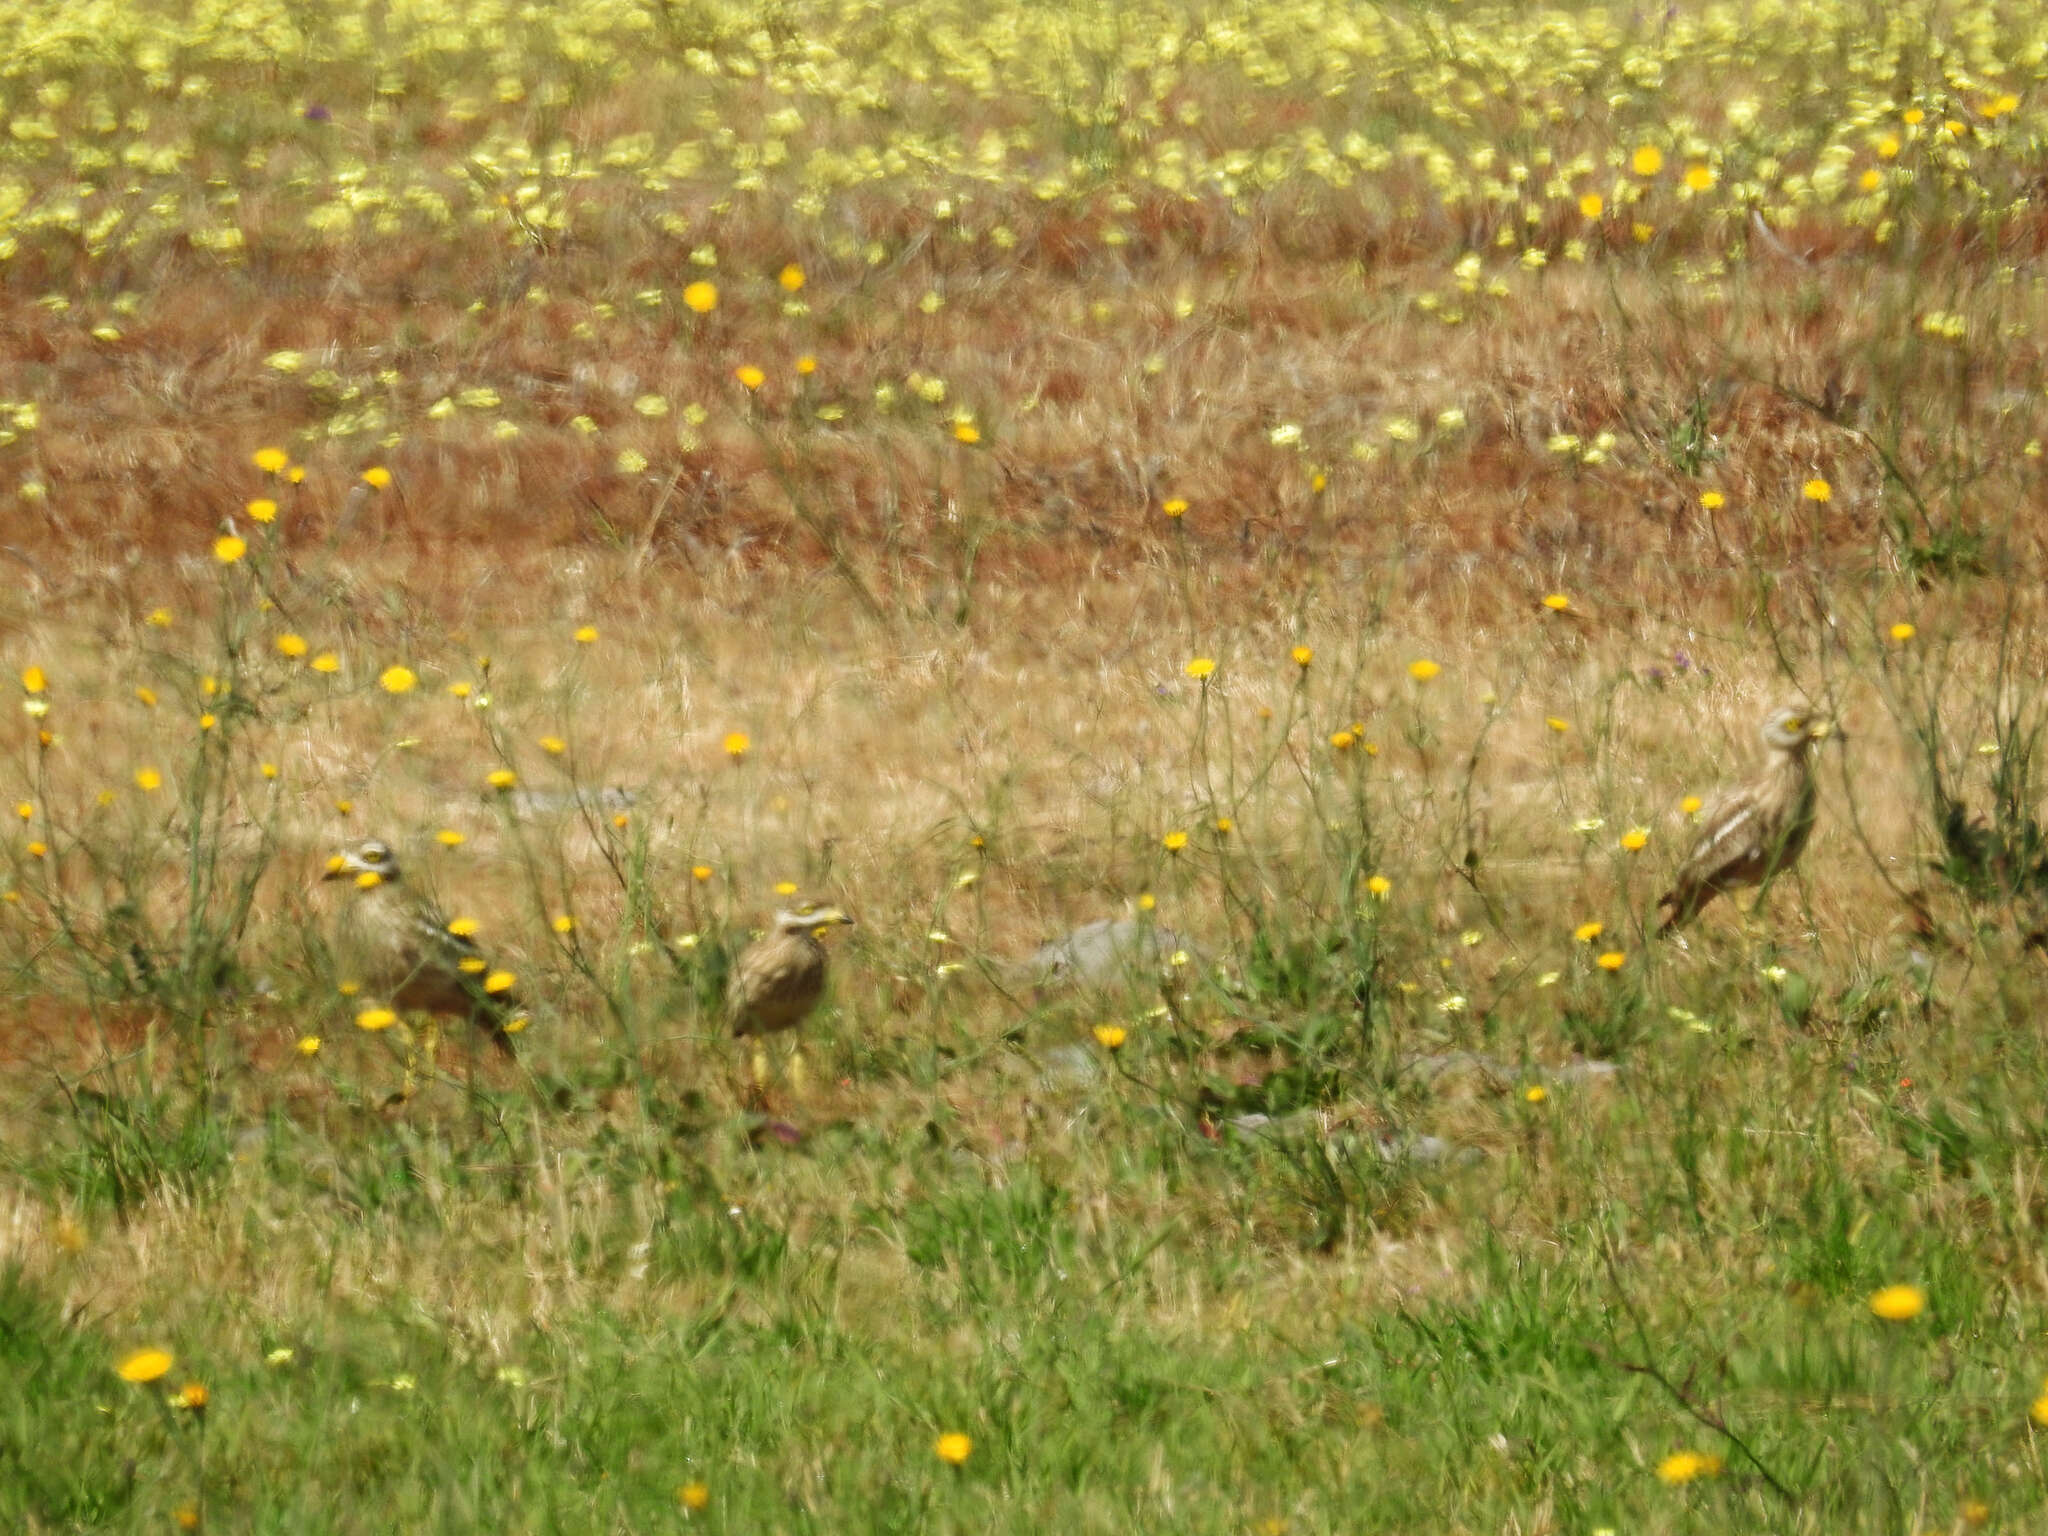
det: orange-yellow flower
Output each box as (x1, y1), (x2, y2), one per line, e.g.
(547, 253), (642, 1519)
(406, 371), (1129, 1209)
(1093, 1024), (1127, 1050)
(682, 281), (718, 313)
(1868, 1284), (1926, 1321)
(734, 365), (766, 390)
(116, 1348), (174, 1384)
(252, 447), (289, 473)
(1631, 145), (1664, 176)
(1407, 659), (1440, 682)
(934, 1431), (973, 1465)
(1655, 1450), (1722, 1485)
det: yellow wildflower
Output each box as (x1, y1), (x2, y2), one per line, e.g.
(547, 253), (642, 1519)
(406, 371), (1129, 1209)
(1655, 1451), (1722, 1485)
(1868, 1284), (1926, 1321)
(116, 1348), (174, 1384)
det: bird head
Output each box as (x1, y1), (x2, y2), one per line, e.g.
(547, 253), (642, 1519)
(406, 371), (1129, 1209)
(773, 899), (855, 938)
(322, 838), (402, 889)
(1760, 703), (1833, 753)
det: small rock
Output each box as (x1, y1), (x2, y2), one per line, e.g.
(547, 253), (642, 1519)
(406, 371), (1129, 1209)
(1022, 917), (1193, 990)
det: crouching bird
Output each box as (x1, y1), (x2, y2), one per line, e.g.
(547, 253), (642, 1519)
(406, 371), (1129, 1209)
(1657, 703), (1833, 934)
(727, 898), (857, 1038)
(321, 837), (523, 1058)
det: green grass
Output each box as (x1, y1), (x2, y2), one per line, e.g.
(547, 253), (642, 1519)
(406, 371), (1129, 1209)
(8, 977), (2047, 1531)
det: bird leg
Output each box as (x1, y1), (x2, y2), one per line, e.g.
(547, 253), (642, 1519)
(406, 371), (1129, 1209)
(741, 1043), (775, 1112)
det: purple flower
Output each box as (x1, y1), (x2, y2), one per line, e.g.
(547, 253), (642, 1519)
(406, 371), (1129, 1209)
(303, 104), (331, 122)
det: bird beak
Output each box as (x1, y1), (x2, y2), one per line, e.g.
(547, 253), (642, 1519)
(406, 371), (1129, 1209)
(811, 907), (855, 933)
(1810, 720), (1837, 742)
(320, 855), (348, 882)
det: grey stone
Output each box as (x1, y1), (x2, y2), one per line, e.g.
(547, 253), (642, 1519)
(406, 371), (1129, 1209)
(505, 785), (639, 818)
(1022, 917), (1192, 990)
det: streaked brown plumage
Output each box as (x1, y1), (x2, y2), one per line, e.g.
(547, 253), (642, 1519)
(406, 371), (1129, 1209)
(727, 900), (855, 1037)
(1657, 703), (1832, 934)
(321, 838), (521, 1057)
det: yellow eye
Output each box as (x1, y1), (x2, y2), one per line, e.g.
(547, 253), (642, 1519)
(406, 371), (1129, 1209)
(1783, 717), (1804, 732)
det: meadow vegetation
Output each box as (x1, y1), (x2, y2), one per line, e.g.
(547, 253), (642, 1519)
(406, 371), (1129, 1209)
(6, 0), (2048, 1529)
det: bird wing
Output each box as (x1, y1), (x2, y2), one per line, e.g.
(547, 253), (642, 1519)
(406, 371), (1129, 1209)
(1677, 784), (1763, 879)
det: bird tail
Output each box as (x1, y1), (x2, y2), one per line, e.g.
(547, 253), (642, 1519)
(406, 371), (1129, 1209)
(481, 1014), (520, 1059)
(472, 986), (522, 1059)
(1656, 882), (1709, 935)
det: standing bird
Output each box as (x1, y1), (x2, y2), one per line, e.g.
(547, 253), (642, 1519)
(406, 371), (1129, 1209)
(321, 838), (522, 1058)
(1657, 703), (1833, 933)
(726, 898), (856, 1038)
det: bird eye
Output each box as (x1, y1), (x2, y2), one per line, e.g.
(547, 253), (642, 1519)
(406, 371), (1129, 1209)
(1783, 717), (1804, 732)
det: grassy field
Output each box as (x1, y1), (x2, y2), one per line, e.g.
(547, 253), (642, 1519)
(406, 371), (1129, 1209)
(7, 0), (2048, 1530)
